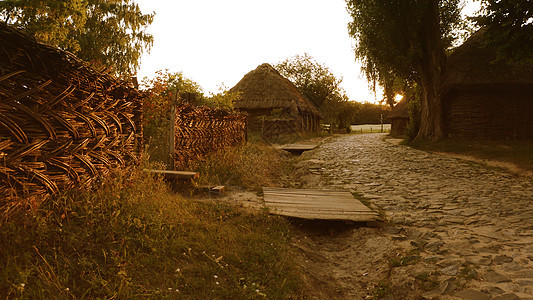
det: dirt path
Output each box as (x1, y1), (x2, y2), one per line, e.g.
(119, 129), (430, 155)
(290, 133), (533, 299)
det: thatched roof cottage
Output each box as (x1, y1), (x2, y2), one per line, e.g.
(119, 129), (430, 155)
(229, 63), (322, 133)
(388, 97), (409, 137)
(441, 29), (533, 139)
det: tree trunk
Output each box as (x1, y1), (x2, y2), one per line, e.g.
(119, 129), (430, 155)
(415, 0), (445, 140)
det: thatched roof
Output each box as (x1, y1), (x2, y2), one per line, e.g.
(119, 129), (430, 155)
(388, 97), (409, 119)
(442, 29), (533, 93)
(229, 63), (322, 118)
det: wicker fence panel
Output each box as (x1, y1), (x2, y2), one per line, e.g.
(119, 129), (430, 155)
(0, 24), (143, 208)
(444, 91), (533, 139)
(173, 105), (247, 169)
(262, 118), (301, 140)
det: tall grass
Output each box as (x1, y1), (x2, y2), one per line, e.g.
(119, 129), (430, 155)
(0, 165), (303, 298)
(189, 142), (294, 189)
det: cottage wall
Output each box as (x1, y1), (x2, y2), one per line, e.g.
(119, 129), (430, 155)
(444, 90), (533, 139)
(240, 108), (320, 133)
(240, 108), (275, 132)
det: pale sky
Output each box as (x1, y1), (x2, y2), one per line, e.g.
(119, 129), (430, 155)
(136, 1), (480, 104)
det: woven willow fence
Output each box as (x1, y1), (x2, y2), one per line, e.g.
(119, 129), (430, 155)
(0, 24), (143, 209)
(262, 118), (300, 140)
(172, 105), (247, 169)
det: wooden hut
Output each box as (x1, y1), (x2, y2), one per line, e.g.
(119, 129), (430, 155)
(441, 29), (533, 139)
(229, 63), (322, 133)
(388, 97), (409, 137)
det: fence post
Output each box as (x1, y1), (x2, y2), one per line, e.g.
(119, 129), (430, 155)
(244, 117), (248, 143)
(168, 91), (178, 170)
(381, 114), (384, 133)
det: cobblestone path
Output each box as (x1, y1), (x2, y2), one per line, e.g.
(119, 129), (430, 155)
(295, 133), (533, 299)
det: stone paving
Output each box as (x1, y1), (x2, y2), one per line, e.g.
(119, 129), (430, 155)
(299, 133), (533, 299)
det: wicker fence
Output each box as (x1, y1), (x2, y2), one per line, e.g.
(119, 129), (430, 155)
(262, 118), (300, 140)
(172, 104), (247, 169)
(0, 24), (143, 209)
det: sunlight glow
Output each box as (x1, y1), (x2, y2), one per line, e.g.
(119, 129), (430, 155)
(394, 94), (404, 104)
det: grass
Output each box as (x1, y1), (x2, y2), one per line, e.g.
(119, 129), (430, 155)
(370, 281), (391, 299)
(0, 163), (303, 298)
(414, 272), (439, 291)
(350, 124), (391, 134)
(187, 142), (294, 190)
(248, 130), (331, 145)
(407, 138), (533, 171)
(388, 255), (421, 268)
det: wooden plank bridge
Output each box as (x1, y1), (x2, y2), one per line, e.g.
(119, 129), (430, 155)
(281, 144), (318, 155)
(263, 187), (380, 222)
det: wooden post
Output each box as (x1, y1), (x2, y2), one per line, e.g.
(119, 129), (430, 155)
(380, 114), (384, 133)
(244, 116), (248, 143)
(168, 91), (178, 170)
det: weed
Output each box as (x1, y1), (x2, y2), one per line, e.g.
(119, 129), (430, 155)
(389, 255), (421, 267)
(371, 281), (391, 299)
(0, 167), (303, 298)
(415, 272), (439, 291)
(458, 264), (479, 280)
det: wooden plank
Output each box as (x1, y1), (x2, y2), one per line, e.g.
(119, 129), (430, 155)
(263, 187), (348, 195)
(265, 204), (372, 213)
(263, 187), (379, 222)
(211, 186), (226, 194)
(264, 190), (352, 196)
(271, 210), (379, 221)
(264, 194), (357, 202)
(281, 144), (318, 150)
(264, 201), (370, 210)
(143, 169), (199, 180)
(263, 203), (371, 212)
(263, 194), (365, 203)
(268, 211), (373, 217)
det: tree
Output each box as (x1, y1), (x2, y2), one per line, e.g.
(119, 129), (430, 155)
(0, 0), (154, 76)
(276, 53), (342, 108)
(476, 0), (533, 63)
(141, 70), (204, 163)
(346, 0), (464, 139)
(275, 54), (358, 129)
(203, 85), (241, 111)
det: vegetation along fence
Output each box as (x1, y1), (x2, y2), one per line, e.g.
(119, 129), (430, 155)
(172, 104), (247, 169)
(0, 24), (143, 210)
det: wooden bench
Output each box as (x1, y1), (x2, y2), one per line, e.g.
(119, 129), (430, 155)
(143, 169), (199, 180)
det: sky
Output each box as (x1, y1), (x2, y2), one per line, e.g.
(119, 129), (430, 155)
(135, 1), (481, 104)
